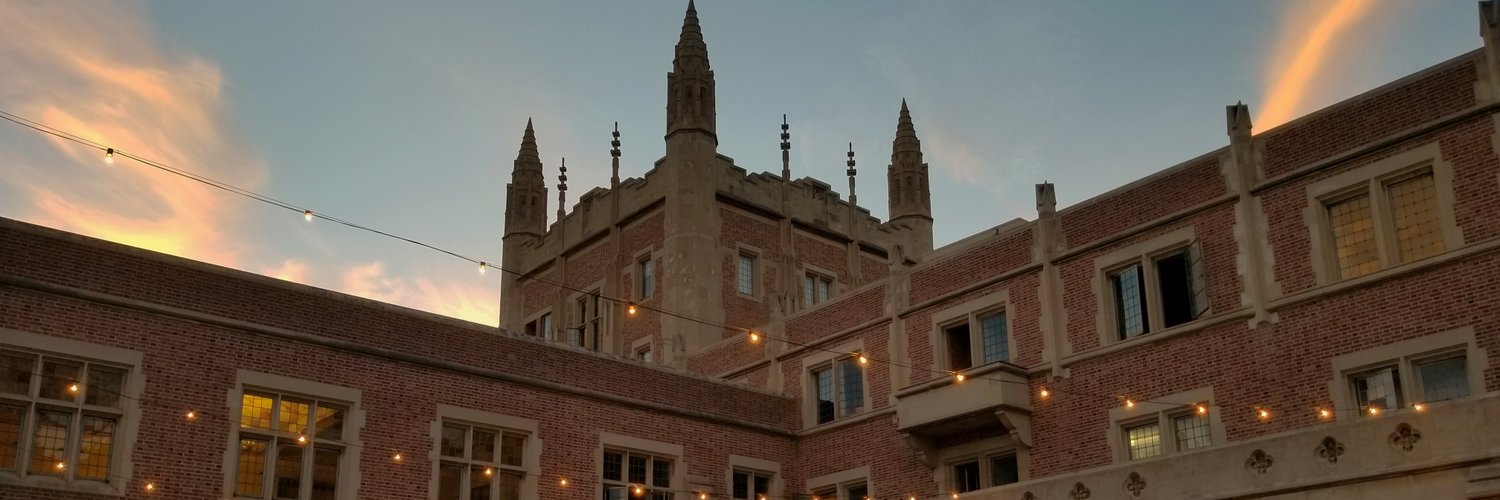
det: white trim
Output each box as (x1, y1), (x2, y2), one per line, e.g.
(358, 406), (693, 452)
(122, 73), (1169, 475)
(220, 370), (364, 500)
(428, 405), (541, 500)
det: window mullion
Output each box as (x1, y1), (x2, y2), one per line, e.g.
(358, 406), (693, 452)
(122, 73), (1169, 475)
(17, 402), (34, 475)
(66, 408), (82, 482)
(1369, 181), (1396, 267)
(1142, 258), (1164, 332)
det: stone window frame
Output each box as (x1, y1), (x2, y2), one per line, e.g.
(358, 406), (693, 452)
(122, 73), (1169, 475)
(220, 370), (365, 500)
(566, 279), (608, 351)
(1303, 143), (1463, 285)
(630, 337), (654, 364)
(733, 243), (763, 301)
(801, 263), (838, 310)
(726, 454), (781, 500)
(1092, 226), (1209, 346)
(1106, 387), (1225, 464)
(1326, 326), (1488, 420)
(929, 290), (1016, 374)
(0, 329), (144, 496)
(597, 432), (685, 499)
(801, 340), (871, 428)
(932, 435), (1029, 495)
(522, 308), (554, 341)
(805, 465), (871, 500)
(627, 249), (660, 303)
(428, 405), (541, 500)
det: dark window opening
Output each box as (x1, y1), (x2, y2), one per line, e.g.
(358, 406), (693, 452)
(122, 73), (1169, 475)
(1156, 252), (1194, 328)
(953, 460), (981, 493)
(945, 323), (972, 371)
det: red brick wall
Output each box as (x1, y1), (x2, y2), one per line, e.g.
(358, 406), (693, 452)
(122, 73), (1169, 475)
(909, 226), (1034, 305)
(719, 206), (779, 338)
(1057, 157), (1226, 249)
(786, 286), (885, 346)
(620, 211), (666, 350)
(795, 232), (848, 284)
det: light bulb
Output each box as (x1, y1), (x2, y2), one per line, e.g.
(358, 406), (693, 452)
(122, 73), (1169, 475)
(1039, 387), (1050, 399)
(393, 453), (402, 462)
(1124, 399), (1135, 408)
(748, 331), (760, 343)
(954, 373), (965, 383)
(484, 467), (494, 476)
(953, 493), (961, 499)
(856, 353), (868, 364)
(1413, 403), (1425, 412)
(55, 461), (66, 471)
(627, 304), (638, 316)
(145, 482), (156, 492)
(478, 262), (488, 275)
(1257, 408), (1271, 420)
(185, 410), (196, 420)
(303, 210), (314, 222)
(1196, 404), (1209, 415)
(634, 485), (644, 496)
(699, 494), (707, 499)
(296, 435), (308, 444)
(560, 478), (568, 487)
(68, 383), (80, 393)
(105, 148), (114, 163)
(1318, 408), (1332, 419)
(1367, 406), (1380, 416)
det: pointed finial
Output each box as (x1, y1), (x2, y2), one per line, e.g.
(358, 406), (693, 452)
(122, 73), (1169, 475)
(893, 99), (920, 155)
(611, 122), (622, 158)
(847, 142), (856, 173)
(780, 115), (791, 180)
(847, 142), (858, 205)
(557, 157), (568, 220)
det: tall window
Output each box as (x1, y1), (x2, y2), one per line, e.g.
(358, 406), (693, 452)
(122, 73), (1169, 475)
(601, 449), (672, 499)
(1348, 351), (1469, 415)
(573, 293), (603, 350)
(942, 310), (1010, 371)
(949, 452), (1018, 493)
(810, 356), (864, 425)
(0, 349), (127, 484)
(731, 468), (773, 499)
(1108, 244), (1207, 341)
(1324, 169), (1446, 280)
(639, 258), (655, 300)
(234, 390), (347, 499)
(803, 273), (832, 308)
(524, 312), (553, 341)
(737, 254), (757, 296)
(437, 421), (525, 500)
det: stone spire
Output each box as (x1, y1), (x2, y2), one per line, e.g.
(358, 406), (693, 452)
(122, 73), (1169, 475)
(665, 0), (716, 142)
(556, 158), (568, 222)
(504, 119), (548, 238)
(887, 99), (933, 257)
(847, 142), (858, 206)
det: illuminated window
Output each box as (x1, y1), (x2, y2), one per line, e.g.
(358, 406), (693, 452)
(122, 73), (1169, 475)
(1124, 421), (1161, 460)
(436, 421), (527, 500)
(1327, 194), (1379, 279)
(0, 348), (126, 483)
(233, 389), (348, 499)
(810, 355), (864, 425)
(737, 253), (757, 296)
(731, 468), (774, 499)
(1322, 169), (1448, 281)
(1172, 412), (1212, 451)
(601, 449), (672, 499)
(1107, 244), (1208, 341)
(803, 273), (832, 307)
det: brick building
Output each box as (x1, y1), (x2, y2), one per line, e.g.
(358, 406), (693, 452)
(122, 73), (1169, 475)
(4, 2), (1500, 499)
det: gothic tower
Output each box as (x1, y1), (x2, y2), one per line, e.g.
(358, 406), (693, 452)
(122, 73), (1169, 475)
(888, 100), (934, 256)
(500, 120), (546, 332)
(666, 0), (716, 142)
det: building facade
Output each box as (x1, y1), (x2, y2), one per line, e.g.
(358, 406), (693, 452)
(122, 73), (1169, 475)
(5, 2), (1500, 499)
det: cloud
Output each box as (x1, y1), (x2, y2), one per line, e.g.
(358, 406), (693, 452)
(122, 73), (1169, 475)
(341, 261), (499, 326)
(264, 259), (310, 284)
(1256, 0), (1379, 129)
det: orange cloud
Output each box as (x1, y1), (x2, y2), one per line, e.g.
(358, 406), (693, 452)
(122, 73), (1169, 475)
(1257, 0), (1378, 129)
(264, 259), (311, 284)
(341, 262), (500, 326)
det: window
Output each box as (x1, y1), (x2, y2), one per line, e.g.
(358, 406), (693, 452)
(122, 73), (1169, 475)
(524, 312), (553, 341)
(803, 273), (832, 307)
(810, 356), (864, 425)
(0, 349), (127, 485)
(437, 421), (525, 500)
(942, 310), (1010, 371)
(638, 258), (655, 300)
(1107, 244), (1207, 340)
(1109, 388), (1222, 463)
(1123, 421), (1161, 460)
(1347, 351), (1469, 415)
(601, 450), (671, 500)
(233, 389), (348, 499)
(1171, 412), (1212, 451)
(635, 345), (652, 364)
(731, 469), (773, 499)
(737, 254), (757, 296)
(1322, 169), (1448, 280)
(947, 452), (1018, 493)
(810, 481), (868, 500)
(572, 292), (604, 350)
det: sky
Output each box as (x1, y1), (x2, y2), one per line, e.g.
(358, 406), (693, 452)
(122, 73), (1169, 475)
(0, 0), (1481, 326)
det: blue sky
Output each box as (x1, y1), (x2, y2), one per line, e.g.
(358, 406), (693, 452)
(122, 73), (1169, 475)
(0, 1), (1480, 324)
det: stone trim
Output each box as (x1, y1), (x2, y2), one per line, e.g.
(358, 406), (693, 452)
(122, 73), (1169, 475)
(1105, 387), (1225, 464)
(932, 435), (1030, 494)
(800, 339), (872, 429)
(1090, 226), (1201, 347)
(1326, 326), (1488, 419)
(596, 433), (687, 498)
(928, 289), (1016, 375)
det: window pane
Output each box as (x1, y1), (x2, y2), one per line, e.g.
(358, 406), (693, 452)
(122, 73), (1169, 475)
(236, 438), (269, 497)
(498, 471), (523, 500)
(1155, 252), (1195, 328)
(628, 454), (647, 484)
(84, 365), (125, 408)
(803, 275), (815, 307)
(945, 323), (973, 371)
(753, 474), (769, 495)
(1388, 173), (1444, 262)
(1125, 421), (1161, 460)
(602, 451), (623, 481)
(813, 367), (834, 424)
(31, 409), (70, 475)
(242, 392), (275, 430)
(1416, 356), (1469, 402)
(990, 454), (1019, 486)
(0, 351), (34, 395)
(441, 424), (468, 458)
(1328, 194), (1378, 279)
(314, 404), (345, 441)
(279, 398), (312, 435)
(472, 428), (496, 463)
(738, 255), (755, 295)
(952, 460), (981, 493)
(733, 471), (748, 498)
(274, 442), (304, 499)
(980, 313), (1009, 363)
(1113, 265), (1148, 339)
(846, 484), (868, 499)
(470, 465), (493, 500)
(500, 433), (524, 466)
(438, 463), (464, 500)
(311, 448), (340, 500)
(0, 405), (21, 471)
(838, 358), (864, 417)
(641, 259), (654, 298)
(1173, 412), (1212, 451)
(816, 278), (830, 303)
(77, 415), (115, 480)
(38, 358), (81, 401)
(541, 314), (553, 341)
(651, 458), (671, 487)
(1351, 367), (1402, 413)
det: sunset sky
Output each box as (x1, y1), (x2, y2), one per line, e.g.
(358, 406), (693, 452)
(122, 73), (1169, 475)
(0, 1), (1480, 326)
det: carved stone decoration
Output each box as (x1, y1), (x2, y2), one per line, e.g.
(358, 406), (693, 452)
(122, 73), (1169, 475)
(1390, 423), (1423, 452)
(1123, 472), (1146, 497)
(1069, 482), (1091, 499)
(1245, 449), (1274, 474)
(1021, 493), (1036, 500)
(1315, 436), (1346, 464)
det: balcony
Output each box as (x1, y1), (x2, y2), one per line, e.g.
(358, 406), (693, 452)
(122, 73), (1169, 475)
(894, 361), (1032, 450)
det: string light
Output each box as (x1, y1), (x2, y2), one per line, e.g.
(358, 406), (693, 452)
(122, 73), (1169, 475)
(1195, 404), (1209, 415)
(1038, 387), (1050, 399)
(855, 352), (868, 364)
(1124, 399), (1135, 409)
(1318, 408), (1332, 419)
(55, 461), (66, 471)
(105, 147), (114, 163)
(484, 467), (494, 476)
(634, 485), (645, 496)
(1413, 403), (1426, 412)
(145, 482), (156, 492)
(68, 382), (80, 393)
(392, 453), (402, 462)
(1367, 406), (1381, 416)
(303, 210), (314, 222)
(953, 493), (961, 499)
(185, 410), (196, 420)
(627, 303), (638, 316)
(478, 261), (488, 275)
(748, 331), (761, 343)
(954, 372), (965, 383)
(559, 478), (568, 487)
(296, 435), (308, 444)
(698, 493), (706, 499)
(1257, 408), (1271, 421)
